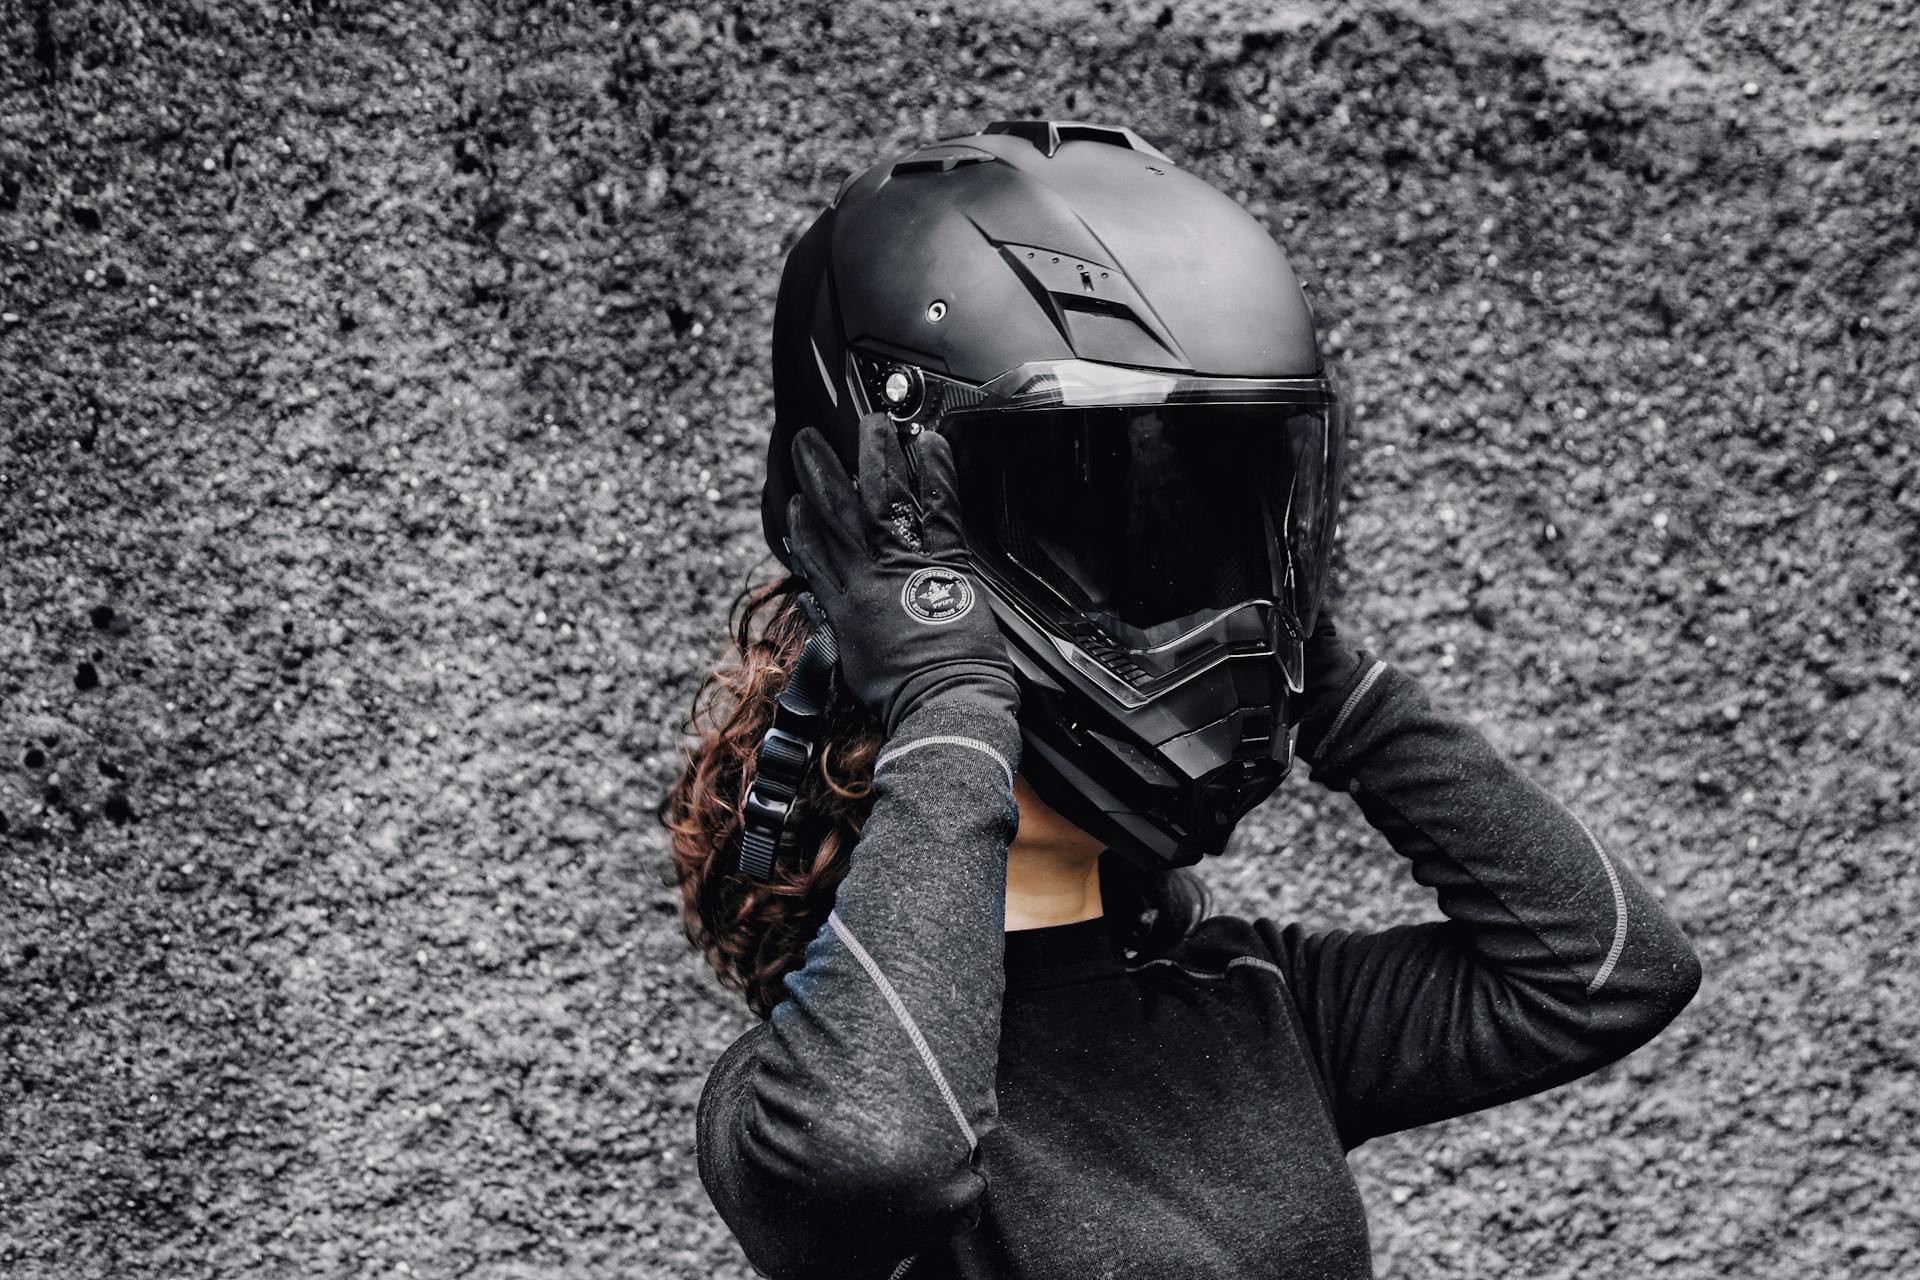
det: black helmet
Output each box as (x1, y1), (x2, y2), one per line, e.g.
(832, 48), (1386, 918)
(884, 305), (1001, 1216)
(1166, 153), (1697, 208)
(763, 120), (1348, 871)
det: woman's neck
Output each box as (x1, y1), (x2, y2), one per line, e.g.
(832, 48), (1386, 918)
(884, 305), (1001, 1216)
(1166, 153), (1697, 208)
(1005, 773), (1106, 931)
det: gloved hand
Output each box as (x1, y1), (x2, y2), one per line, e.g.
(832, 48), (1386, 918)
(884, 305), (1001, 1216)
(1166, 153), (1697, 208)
(786, 412), (1018, 735)
(1293, 607), (1372, 763)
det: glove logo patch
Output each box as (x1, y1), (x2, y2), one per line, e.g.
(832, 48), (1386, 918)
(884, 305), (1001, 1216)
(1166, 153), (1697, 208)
(901, 567), (975, 625)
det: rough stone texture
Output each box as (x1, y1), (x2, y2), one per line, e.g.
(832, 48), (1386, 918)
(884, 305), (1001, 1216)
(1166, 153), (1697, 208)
(1, 1), (1914, 1276)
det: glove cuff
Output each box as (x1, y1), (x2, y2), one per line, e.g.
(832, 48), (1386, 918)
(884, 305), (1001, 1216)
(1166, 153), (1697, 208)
(1294, 644), (1379, 768)
(884, 661), (1020, 739)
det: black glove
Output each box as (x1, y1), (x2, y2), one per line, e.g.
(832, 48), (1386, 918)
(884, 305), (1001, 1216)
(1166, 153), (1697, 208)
(1293, 608), (1372, 764)
(786, 412), (1018, 735)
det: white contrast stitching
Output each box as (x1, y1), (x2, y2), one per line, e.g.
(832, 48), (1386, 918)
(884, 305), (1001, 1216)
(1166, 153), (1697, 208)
(1568, 811), (1629, 994)
(826, 910), (977, 1149)
(1323, 659), (1388, 759)
(887, 1256), (917, 1279)
(875, 734), (1014, 792)
(1124, 955), (1292, 989)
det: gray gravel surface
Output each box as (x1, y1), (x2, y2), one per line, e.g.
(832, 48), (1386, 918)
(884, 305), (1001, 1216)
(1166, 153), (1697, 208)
(2, 1), (1915, 1276)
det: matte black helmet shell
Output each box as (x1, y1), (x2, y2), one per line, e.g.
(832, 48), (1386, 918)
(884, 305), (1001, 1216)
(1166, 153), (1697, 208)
(764, 120), (1324, 563)
(762, 121), (1345, 872)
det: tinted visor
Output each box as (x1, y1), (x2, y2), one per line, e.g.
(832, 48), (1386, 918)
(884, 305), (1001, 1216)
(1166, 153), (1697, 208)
(937, 398), (1345, 705)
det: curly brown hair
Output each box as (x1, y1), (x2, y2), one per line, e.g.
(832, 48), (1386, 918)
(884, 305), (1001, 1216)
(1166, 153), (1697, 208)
(661, 576), (881, 1019)
(663, 576), (1212, 1020)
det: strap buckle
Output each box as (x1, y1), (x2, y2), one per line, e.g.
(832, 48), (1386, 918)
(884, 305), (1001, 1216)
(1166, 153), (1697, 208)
(731, 594), (839, 881)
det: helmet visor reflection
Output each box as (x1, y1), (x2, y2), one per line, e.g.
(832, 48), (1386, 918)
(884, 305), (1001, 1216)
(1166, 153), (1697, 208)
(937, 397), (1344, 704)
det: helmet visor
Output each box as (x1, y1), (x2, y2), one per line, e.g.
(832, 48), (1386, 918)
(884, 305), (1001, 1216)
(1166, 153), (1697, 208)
(936, 392), (1346, 706)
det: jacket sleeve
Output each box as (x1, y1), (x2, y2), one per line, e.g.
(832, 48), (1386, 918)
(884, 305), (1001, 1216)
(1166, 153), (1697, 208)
(695, 683), (1021, 1279)
(1259, 658), (1703, 1149)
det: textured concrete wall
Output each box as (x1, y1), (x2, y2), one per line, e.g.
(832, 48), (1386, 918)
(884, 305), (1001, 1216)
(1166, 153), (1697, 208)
(2, 1), (1914, 1275)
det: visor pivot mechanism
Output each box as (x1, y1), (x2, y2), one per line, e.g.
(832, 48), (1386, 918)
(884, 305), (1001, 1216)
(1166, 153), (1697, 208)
(880, 363), (926, 422)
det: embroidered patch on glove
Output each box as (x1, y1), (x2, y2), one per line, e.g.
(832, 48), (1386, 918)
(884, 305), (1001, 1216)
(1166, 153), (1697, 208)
(901, 567), (975, 624)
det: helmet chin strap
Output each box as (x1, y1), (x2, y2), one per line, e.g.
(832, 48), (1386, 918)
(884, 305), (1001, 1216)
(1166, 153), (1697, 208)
(732, 593), (840, 882)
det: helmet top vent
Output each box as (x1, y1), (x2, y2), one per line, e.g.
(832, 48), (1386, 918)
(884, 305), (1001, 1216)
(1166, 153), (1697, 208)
(979, 120), (1171, 161)
(890, 145), (997, 178)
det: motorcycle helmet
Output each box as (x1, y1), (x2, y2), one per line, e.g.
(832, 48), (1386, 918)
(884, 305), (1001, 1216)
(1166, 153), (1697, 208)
(762, 119), (1348, 871)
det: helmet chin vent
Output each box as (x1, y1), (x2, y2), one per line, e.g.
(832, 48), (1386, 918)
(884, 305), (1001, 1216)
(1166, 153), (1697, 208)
(1235, 709), (1275, 754)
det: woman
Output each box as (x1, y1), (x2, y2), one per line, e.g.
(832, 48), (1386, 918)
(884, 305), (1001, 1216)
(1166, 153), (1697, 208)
(665, 121), (1701, 1279)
